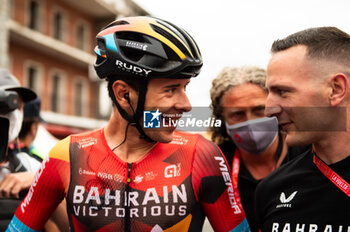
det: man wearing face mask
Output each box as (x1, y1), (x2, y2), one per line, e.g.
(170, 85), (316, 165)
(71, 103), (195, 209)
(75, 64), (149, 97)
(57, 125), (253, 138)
(209, 66), (311, 232)
(10, 98), (46, 162)
(0, 69), (39, 230)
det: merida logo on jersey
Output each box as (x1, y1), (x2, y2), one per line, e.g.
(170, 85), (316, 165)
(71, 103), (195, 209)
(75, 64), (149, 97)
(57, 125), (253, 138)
(116, 60), (152, 77)
(271, 223), (350, 232)
(214, 156), (241, 214)
(72, 184), (187, 217)
(21, 158), (50, 213)
(276, 191), (298, 208)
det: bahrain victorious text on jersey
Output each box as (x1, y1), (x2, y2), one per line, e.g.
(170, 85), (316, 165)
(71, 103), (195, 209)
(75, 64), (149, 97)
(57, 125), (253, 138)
(7, 129), (249, 232)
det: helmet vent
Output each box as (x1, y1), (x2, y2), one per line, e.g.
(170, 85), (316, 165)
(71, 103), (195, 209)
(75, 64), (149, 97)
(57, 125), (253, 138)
(104, 20), (130, 29)
(181, 65), (201, 77)
(115, 32), (147, 62)
(150, 24), (191, 58)
(116, 31), (146, 43)
(181, 31), (202, 59)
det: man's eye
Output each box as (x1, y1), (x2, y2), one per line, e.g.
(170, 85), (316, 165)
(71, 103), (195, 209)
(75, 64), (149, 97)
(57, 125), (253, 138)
(253, 106), (266, 116)
(229, 111), (245, 120)
(167, 88), (177, 93)
(277, 89), (287, 96)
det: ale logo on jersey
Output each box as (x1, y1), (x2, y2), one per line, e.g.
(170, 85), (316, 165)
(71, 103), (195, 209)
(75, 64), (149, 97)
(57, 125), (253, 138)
(143, 109), (161, 128)
(165, 164), (181, 178)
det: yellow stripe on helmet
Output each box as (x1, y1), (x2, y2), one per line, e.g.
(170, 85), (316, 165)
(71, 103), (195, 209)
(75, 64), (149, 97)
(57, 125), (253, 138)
(116, 17), (193, 60)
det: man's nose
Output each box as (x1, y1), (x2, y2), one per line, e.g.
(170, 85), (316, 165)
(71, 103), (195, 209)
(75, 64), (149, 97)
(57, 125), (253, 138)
(265, 94), (282, 117)
(175, 92), (192, 112)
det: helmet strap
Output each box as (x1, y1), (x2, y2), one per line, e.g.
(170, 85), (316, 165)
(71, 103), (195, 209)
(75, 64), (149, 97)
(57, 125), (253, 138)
(110, 92), (134, 123)
(110, 80), (156, 143)
(133, 83), (156, 143)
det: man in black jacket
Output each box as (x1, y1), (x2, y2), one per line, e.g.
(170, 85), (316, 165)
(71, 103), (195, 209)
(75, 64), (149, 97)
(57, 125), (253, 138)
(256, 27), (350, 231)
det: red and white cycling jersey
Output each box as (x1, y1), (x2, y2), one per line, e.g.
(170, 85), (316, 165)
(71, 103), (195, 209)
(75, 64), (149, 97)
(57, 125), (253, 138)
(8, 129), (249, 232)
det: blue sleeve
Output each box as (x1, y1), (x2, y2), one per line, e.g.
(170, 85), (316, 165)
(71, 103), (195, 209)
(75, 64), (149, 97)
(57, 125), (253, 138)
(7, 215), (40, 232)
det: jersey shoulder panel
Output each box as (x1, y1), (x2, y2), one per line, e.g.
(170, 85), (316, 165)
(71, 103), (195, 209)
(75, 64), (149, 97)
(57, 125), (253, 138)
(69, 128), (103, 143)
(193, 134), (227, 164)
(49, 136), (71, 162)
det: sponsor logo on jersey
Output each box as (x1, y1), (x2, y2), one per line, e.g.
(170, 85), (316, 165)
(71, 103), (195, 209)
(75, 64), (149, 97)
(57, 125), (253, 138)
(78, 137), (97, 148)
(164, 164), (181, 178)
(21, 158), (50, 213)
(72, 184), (187, 218)
(271, 223), (350, 232)
(113, 174), (124, 183)
(134, 175), (144, 184)
(116, 59), (152, 77)
(170, 134), (188, 145)
(79, 168), (96, 176)
(214, 156), (241, 214)
(98, 172), (115, 180)
(143, 109), (161, 128)
(145, 171), (158, 181)
(78, 169), (123, 183)
(276, 191), (298, 208)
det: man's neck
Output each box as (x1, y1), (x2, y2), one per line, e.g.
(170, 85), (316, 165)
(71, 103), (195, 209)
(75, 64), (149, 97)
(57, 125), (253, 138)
(104, 117), (156, 163)
(313, 132), (350, 165)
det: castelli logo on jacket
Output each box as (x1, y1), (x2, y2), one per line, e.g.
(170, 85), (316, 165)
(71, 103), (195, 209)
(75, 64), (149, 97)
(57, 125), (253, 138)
(116, 60), (152, 77)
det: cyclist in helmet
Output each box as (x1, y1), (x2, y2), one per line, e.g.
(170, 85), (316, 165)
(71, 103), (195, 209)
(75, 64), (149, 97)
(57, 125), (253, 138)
(7, 16), (248, 232)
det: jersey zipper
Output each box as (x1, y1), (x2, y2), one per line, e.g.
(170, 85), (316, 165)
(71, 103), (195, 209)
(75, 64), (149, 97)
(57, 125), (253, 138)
(125, 162), (133, 232)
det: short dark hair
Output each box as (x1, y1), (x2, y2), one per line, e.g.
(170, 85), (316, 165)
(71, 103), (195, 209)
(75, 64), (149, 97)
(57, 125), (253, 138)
(271, 27), (350, 66)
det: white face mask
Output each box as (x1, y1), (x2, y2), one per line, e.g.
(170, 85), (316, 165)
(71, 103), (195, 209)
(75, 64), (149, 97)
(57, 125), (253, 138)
(0, 109), (23, 142)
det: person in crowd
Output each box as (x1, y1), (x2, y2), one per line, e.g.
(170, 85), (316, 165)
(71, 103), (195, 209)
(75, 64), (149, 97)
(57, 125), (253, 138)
(0, 70), (68, 232)
(0, 69), (39, 230)
(0, 69), (39, 197)
(7, 16), (248, 232)
(255, 27), (350, 231)
(209, 66), (310, 232)
(10, 98), (45, 161)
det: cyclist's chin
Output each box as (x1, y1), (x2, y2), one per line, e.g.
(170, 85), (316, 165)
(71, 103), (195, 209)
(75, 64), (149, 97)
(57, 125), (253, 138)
(147, 129), (175, 143)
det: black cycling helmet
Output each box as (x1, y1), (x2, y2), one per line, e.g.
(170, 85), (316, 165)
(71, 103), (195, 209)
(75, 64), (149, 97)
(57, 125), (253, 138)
(94, 16), (202, 80)
(94, 16), (203, 142)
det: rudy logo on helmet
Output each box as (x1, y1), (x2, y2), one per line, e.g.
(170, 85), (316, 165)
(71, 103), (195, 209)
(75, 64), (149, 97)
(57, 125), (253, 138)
(115, 59), (152, 77)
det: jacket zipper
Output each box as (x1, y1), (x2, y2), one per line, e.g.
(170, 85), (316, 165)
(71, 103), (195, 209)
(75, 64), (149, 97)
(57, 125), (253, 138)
(125, 162), (133, 232)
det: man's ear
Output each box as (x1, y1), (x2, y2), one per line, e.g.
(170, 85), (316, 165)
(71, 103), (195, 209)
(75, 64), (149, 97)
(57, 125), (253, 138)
(112, 80), (131, 107)
(329, 73), (348, 106)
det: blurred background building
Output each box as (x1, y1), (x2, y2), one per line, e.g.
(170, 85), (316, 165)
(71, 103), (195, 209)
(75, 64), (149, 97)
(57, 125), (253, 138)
(0, 0), (149, 139)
